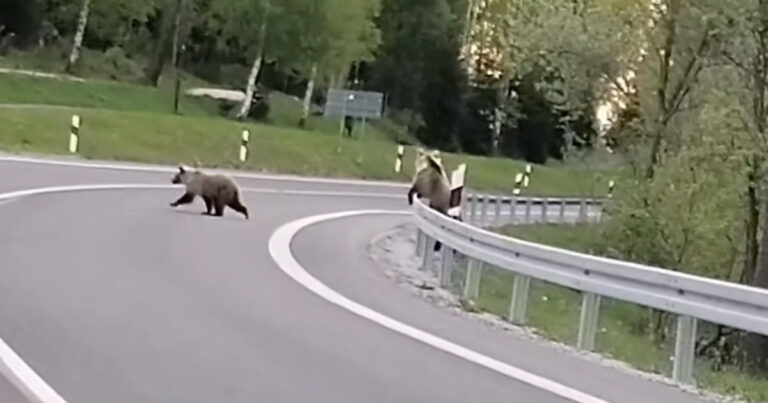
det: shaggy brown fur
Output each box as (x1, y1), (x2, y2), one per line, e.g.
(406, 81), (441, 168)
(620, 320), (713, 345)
(408, 150), (451, 251)
(408, 149), (451, 214)
(170, 166), (249, 219)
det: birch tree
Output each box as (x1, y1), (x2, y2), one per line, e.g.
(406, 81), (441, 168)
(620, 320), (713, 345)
(65, 0), (91, 72)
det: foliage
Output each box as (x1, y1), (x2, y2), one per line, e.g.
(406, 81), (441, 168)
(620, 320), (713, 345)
(365, 0), (467, 150)
(601, 89), (747, 280)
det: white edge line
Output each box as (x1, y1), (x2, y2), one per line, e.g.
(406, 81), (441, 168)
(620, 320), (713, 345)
(0, 184), (181, 403)
(0, 184), (598, 403)
(0, 155), (408, 189)
(267, 209), (610, 403)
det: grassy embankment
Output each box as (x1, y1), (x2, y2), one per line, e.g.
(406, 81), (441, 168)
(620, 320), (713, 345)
(0, 72), (608, 194)
(455, 224), (768, 402)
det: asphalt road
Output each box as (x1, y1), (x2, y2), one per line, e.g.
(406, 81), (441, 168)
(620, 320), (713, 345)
(0, 156), (710, 403)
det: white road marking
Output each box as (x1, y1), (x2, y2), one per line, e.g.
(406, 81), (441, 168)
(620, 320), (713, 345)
(0, 182), (591, 403)
(0, 155), (407, 189)
(0, 184), (184, 403)
(268, 210), (610, 403)
(0, 183), (402, 403)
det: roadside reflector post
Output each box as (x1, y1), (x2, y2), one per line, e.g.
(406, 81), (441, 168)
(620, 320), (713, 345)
(395, 145), (405, 173)
(69, 115), (81, 153)
(239, 129), (250, 162)
(523, 164), (532, 188)
(513, 172), (523, 195)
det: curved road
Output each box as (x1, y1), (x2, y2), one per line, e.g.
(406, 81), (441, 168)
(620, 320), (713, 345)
(0, 156), (712, 403)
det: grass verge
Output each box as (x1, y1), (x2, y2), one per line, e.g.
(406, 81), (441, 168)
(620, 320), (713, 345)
(0, 106), (605, 194)
(468, 224), (768, 402)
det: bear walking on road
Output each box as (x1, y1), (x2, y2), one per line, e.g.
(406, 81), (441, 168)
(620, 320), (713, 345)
(170, 165), (249, 219)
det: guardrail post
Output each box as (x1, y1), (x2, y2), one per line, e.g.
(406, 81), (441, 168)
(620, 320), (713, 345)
(479, 195), (488, 227)
(463, 259), (483, 300)
(469, 193), (477, 225)
(578, 199), (588, 223)
(541, 199), (549, 223)
(524, 199), (532, 224)
(415, 229), (426, 257)
(439, 246), (453, 288)
(577, 292), (601, 351)
(508, 275), (531, 325)
(673, 315), (698, 385)
(510, 196), (518, 224)
(494, 197), (503, 226)
(420, 235), (433, 272)
(559, 200), (566, 224)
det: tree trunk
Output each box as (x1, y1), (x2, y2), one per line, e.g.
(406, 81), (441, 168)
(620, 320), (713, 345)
(744, 202), (768, 371)
(237, 54), (264, 120)
(299, 63), (318, 128)
(66, 0), (91, 73)
(144, 0), (181, 87)
(743, 158), (760, 284)
(171, 0), (184, 69)
(742, 12), (768, 369)
(235, 13), (267, 120)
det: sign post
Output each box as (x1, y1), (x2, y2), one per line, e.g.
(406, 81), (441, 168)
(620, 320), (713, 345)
(448, 163), (467, 220)
(324, 89), (385, 159)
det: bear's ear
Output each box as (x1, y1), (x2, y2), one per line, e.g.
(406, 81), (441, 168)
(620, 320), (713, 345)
(178, 165), (186, 173)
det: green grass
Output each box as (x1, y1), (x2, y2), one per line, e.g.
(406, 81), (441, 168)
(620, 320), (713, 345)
(467, 224), (768, 402)
(0, 105), (605, 193)
(0, 50), (610, 194)
(0, 73), (220, 116)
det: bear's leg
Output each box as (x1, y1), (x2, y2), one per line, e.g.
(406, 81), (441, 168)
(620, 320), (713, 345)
(170, 192), (195, 207)
(202, 197), (213, 215)
(228, 199), (249, 219)
(213, 199), (225, 217)
(407, 185), (420, 205)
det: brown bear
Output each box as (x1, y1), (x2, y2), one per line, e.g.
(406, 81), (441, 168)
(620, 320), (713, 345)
(408, 149), (452, 251)
(169, 165), (249, 219)
(408, 148), (451, 214)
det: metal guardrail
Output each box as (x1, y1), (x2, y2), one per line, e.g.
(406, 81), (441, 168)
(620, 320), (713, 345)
(463, 193), (604, 227)
(411, 195), (768, 386)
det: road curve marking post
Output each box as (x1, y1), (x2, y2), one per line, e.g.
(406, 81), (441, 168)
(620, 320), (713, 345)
(394, 145), (404, 173)
(268, 210), (610, 403)
(239, 129), (250, 162)
(68, 115), (80, 154)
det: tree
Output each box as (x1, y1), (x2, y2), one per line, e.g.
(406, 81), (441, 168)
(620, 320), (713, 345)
(281, 0), (381, 127)
(712, 0), (768, 372)
(210, 0), (272, 119)
(66, 0), (90, 72)
(62, 0), (158, 73)
(366, 0), (467, 148)
(145, 0), (182, 86)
